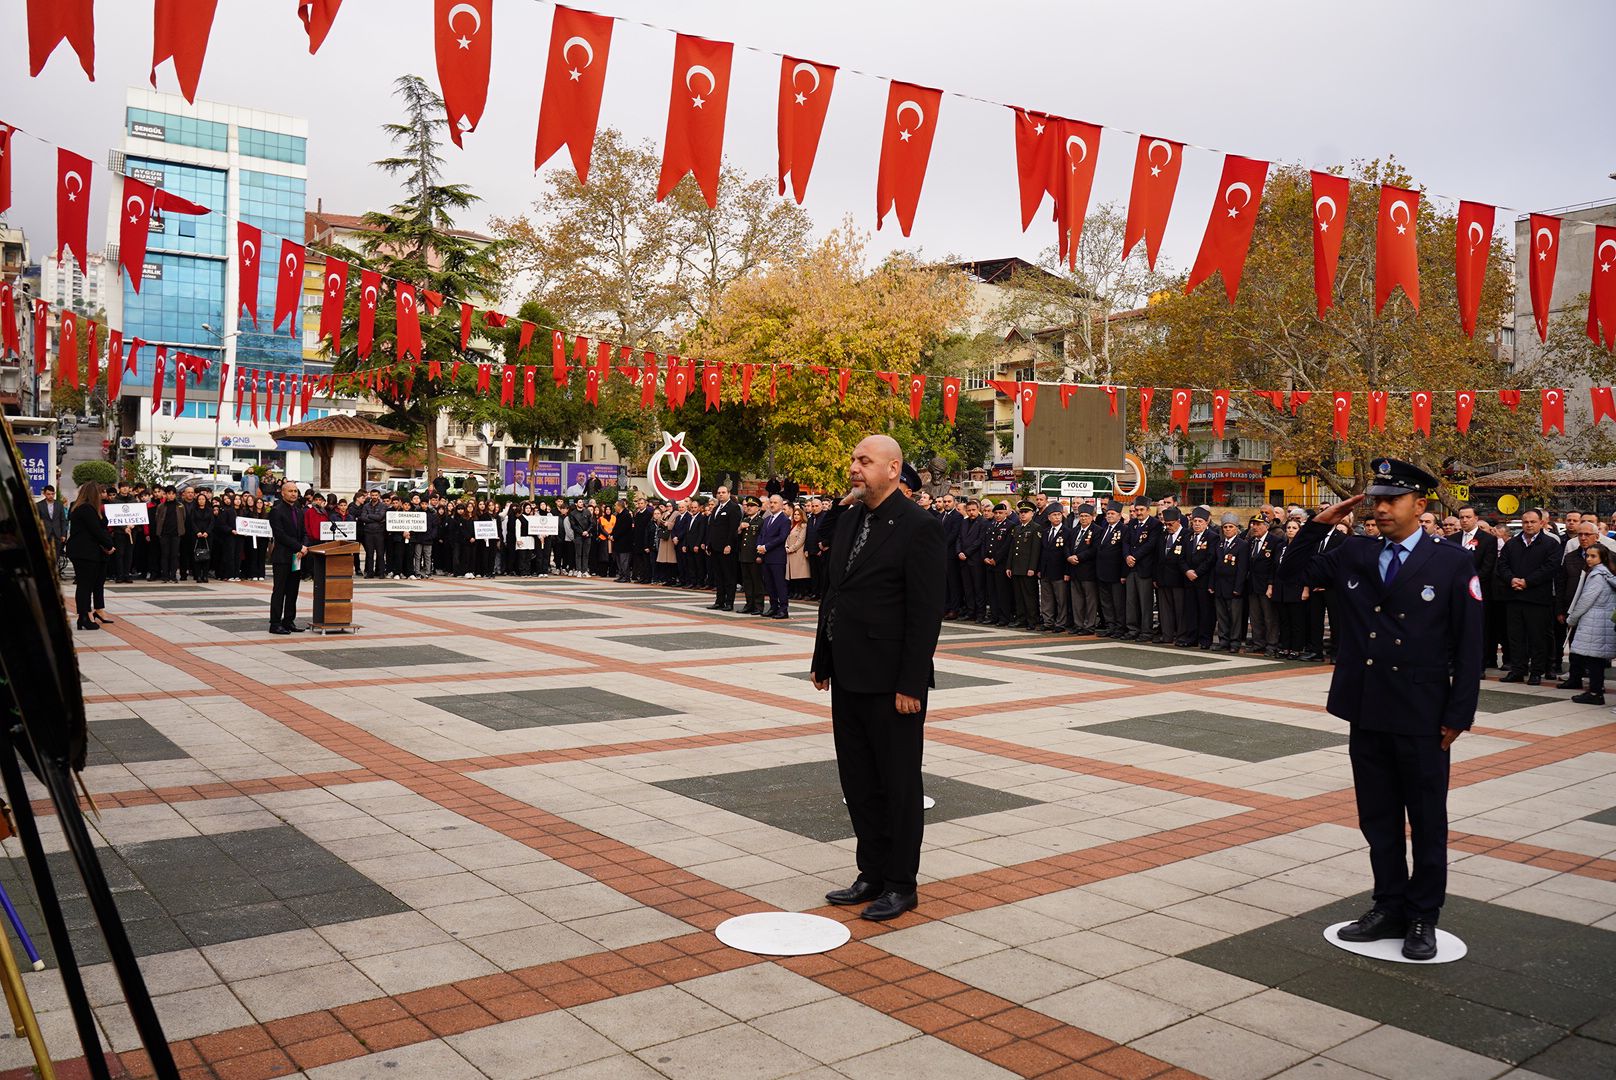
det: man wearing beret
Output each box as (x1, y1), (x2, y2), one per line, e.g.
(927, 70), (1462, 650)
(1184, 507), (1217, 647)
(1154, 507), (1189, 645)
(1211, 512), (1250, 651)
(984, 501), (1015, 626)
(1037, 505), (1069, 632)
(1095, 501), (1128, 636)
(1009, 502), (1043, 630)
(1066, 503), (1100, 635)
(1122, 495), (1163, 640)
(1277, 457), (1481, 960)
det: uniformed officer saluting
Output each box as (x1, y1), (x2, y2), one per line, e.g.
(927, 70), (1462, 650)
(1277, 458), (1481, 961)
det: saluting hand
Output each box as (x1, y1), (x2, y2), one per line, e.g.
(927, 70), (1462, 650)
(1313, 494), (1366, 527)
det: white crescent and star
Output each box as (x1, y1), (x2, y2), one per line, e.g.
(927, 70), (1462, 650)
(1468, 220), (1486, 252)
(791, 61), (820, 105)
(363, 284), (377, 309)
(686, 64), (716, 107)
(125, 194), (146, 222)
(63, 170), (84, 201)
(1598, 238), (1616, 270)
(399, 290), (416, 313)
(1388, 198), (1411, 236)
(1335, 396), (1348, 413)
(1066, 135), (1088, 169)
(283, 252), (299, 276)
(1146, 138), (1173, 177)
(895, 99), (924, 141)
(1314, 195), (1336, 232)
(1225, 181), (1252, 218)
(447, 2), (481, 49)
(562, 35), (594, 80)
(241, 239), (256, 265)
(1536, 226), (1555, 262)
(326, 272), (342, 295)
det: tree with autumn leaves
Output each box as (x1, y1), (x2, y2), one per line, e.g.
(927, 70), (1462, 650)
(1114, 160), (1577, 499)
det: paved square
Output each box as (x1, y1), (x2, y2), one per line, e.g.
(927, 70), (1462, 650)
(605, 631), (766, 651)
(478, 608), (613, 622)
(86, 716), (187, 765)
(784, 668), (1005, 691)
(1075, 710), (1346, 762)
(419, 687), (676, 730)
(290, 644), (481, 669)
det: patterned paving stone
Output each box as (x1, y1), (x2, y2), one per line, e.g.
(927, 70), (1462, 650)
(417, 687), (676, 730)
(605, 631), (766, 651)
(141, 597), (249, 610)
(86, 716), (187, 766)
(1074, 710), (1346, 762)
(784, 669), (1005, 691)
(1584, 806), (1616, 827)
(1476, 688), (1554, 714)
(478, 608), (614, 622)
(204, 617), (280, 634)
(289, 645), (481, 670)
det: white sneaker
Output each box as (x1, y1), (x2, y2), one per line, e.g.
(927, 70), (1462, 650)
(464, 572), (473, 578)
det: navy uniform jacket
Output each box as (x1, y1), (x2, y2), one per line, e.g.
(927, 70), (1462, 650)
(1184, 527), (1216, 587)
(1038, 520), (1068, 580)
(1211, 536), (1250, 598)
(984, 519), (1013, 569)
(1278, 521), (1481, 735)
(1156, 527), (1190, 587)
(1095, 519), (1127, 582)
(1246, 531), (1280, 593)
(1066, 520), (1098, 581)
(1123, 516), (1163, 576)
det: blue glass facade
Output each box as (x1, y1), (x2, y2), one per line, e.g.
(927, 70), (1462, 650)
(238, 169), (306, 379)
(127, 108), (226, 151)
(239, 127), (307, 165)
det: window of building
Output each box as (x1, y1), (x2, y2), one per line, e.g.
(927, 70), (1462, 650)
(126, 109), (227, 152)
(238, 127), (308, 165)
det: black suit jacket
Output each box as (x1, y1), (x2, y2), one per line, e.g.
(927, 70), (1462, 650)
(66, 503), (113, 562)
(707, 500), (742, 551)
(268, 500), (306, 565)
(811, 490), (944, 698)
(1496, 532), (1560, 606)
(1460, 529), (1498, 600)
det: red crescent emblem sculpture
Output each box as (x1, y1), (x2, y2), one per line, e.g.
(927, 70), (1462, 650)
(648, 430), (701, 501)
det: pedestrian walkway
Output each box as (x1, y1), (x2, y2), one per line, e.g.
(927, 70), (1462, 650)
(7, 575), (1615, 1080)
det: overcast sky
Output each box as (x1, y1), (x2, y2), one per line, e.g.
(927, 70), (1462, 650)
(2, 0), (1610, 290)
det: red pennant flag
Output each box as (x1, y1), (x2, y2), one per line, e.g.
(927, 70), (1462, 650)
(640, 367), (658, 408)
(0, 124), (12, 217)
(741, 363), (756, 404)
(1542, 388), (1566, 435)
(667, 362), (689, 407)
(27, 0), (95, 80)
(58, 313), (78, 388)
(85, 320), (99, 390)
(942, 377), (960, 423)
(617, 362), (639, 386)
(1366, 390), (1387, 432)
(0, 281), (18, 359)
(518, 321), (536, 355)
(298, 0), (343, 54)
(1123, 136), (1183, 270)
(1019, 382), (1039, 426)
(395, 282), (423, 361)
(1138, 387), (1154, 429)
(476, 363), (491, 395)
(272, 239), (304, 336)
(500, 364), (515, 406)
(1410, 390), (1432, 435)
(1587, 225), (1616, 352)
(535, 5), (613, 181)
(1289, 391), (1311, 414)
(301, 372), (316, 414)
(778, 56), (836, 203)
(1211, 389), (1230, 437)
(1455, 201), (1495, 339)
(1058, 384), (1080, 409)
(1103, 385), (1117, 415)
(233, 370), (244, 422)
(908, 373), (927, 420)
(551, 331), (568, 386)
(986, 378), (1016, 398)
(1186, 155), (1269, 303)
(595, 340), (613, 384)
(1252, 390), (1284, 411)
(1331, 391), (1351, 439)
(483, 310), (507, 328)
(768, 364), (781, 403)
(1053, 118), (1102, 270)
(836, 369), (851, 403)
(107, 332), (127, 401)
(571, 334), (590, 385)
(1528, 214), (1561, 343)
(1012, 109), (1056, 231)
(1168, 388), (1191, 433)
(237, 223), (262, 328)
(585, 367), (601, 405)
(523, 365), (536, 406)
(459, 302), (473, 350)
(56, 149), (92, 276)
(1374, 185), (1420, 314)
(1499, 390), (1522, 411)
(319, 258), (348, 352)
(876, 82), (942, 237)
(434, 0), (493, 146)
(119, 180), (159, 291)
(703, 361), (724, 410)
(1310, 171), (1350, 318)
(32, 300), (48, 375)
(427, 358), (442, 381)
(151, 0), (219, 104)
(421, 290), (442, 316)
(1593, 388), (1616, 426)
(247, 368), (259, 423)
(657, 34), (734, 207)
(151, 347), (166, 414)
(874, 371), (899, 395)
(1455, 390), (1477, 434)
(174, 359), (188, 414)
(357, 269), (380, 357)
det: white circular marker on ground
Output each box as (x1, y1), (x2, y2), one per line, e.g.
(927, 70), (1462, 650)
(716, 912), (850, 956)
(922, 795), (936, 810)
(1324, 923), (1467, 964)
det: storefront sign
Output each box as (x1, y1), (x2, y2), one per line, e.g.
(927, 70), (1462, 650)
(130, 122), (167, 141)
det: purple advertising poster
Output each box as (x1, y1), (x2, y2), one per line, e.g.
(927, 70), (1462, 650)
(502, 460), (563, 494)
(18, 438), (51, 496)
(563, 463), (623, 490)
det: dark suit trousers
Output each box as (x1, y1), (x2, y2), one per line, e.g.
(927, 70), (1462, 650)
(1158, 585), (1186, 642)
(1306, 590), (1330, 654)
(764, 562), (788, 613)
(1068, 579), (1098, 631)
(740, 562), (764, 610)
(362, 533), (384, 577)
(158, 535), (180, 580)
(713, 550), (738, 606)
(990, 568), (1014, 623)
(832, 684), (924, 894)
(945, 559), (962, 614)
(71, 557), (106, 616)
(960, 560), (983, 620)
(1350, 726), (1449, 921)
(1014, 574), (1039, 627)
(1191, 587), (1215, 646)
(270, 562), (301, 628)
(1216, 596), (1245, 646)
(1505, 601), (1551, 676)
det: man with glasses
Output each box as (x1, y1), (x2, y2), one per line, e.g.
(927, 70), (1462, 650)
(1498, 508), (1561, 685)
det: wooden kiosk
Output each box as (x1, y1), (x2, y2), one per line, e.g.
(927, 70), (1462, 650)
(308, 540), (363, 633)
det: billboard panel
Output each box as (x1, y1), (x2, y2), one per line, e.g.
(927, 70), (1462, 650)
(1015, 385), (1125, 471)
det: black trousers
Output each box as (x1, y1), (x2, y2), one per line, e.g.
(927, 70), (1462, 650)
(158, 534), (180, 580)
(989, 567), (1014, 623)
(1191, 587), (1215, 646)
(1570, 653), (1608, 694)
(1158, 585), (1187, 642)
(1013, 573), (1039, 627)
(740, 561), (763, 610)
(713, 551), (739, 607)
(763, 561), (788, 613)
(832, 684), (925, 894)
(1350, 726), (1449, 922)
(1505, 602), (1552, 676)
(270, 561), (301, 628)
(179, 533), (195, 579)
(362, 532), (384, 576)
(1279, 600), (1309, 652)
(71, 557), (105, 616)
(959, 560), (983, 620)
(113, 537), (134, 581)
(1216, 595), (1245, 647)
(1306, 589), (1332, 654)
(945, 559), (962, 614)
(1098, 580), (1124, 631)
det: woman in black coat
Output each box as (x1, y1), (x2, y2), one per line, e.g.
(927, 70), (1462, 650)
(1269, 520), (1306, 659)
(66, 481), (116, 630)
(191, 492), (217, 584)
(212, 492), (238, 581)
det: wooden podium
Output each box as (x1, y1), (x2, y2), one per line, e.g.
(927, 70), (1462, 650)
(309, 541), (363, 633)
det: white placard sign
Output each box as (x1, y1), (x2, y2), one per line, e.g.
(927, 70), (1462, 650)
(105, 502), (149, 527)
(387, 511), (427, 532)
(527, 515), (559, 538)
(319, 521), (357, 542)
(473, 520), (499, 541)
(235, 517), (272, 538)
(1059, 480), (1095, 498)
(515, 535), (535, 550)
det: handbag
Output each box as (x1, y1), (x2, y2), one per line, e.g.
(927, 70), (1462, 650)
(193, 536), (211, 561)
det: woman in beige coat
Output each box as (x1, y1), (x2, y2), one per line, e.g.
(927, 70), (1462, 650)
(785, 506), (810, 598)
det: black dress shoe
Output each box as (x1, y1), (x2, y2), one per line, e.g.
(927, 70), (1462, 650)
(1572, 691), (1606, 705)
(706, 603), (724, 610)
(1300, 651), (1322, 662)
(825, 879), (881, 906)
(769, 612), (789, 620)
(283, 624), (309, 633)
(1556, 679), (1583, 690)
(268, 626), (291, 635)
(1499, 672), (1525, 683)
(1527, 674), (1542, 686)
(1335, 907), (1406, 943)
(1402, 919), (1438, 961)
(75, 617), (101, 631)
(860, 890), (918, 922)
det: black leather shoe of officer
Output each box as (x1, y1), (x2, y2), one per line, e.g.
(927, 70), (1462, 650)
(706, 603), (724, 610)
(268, 626), (291, 635)
(1499, 671), (1525, 683)
(1336, 907), (1406, 942)
(1402, 919), (1438, 961)
(860, 890), (918, 921)
(1556, 678), (1583, 690)
(283, 624), (309, 633)
(1527, 674), (1542, 686)
(825, 879), (881, 906)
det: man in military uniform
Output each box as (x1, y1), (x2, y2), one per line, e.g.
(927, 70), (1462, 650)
(1037, 505), (1069, 632)
(1154, 507), (1189, 645)
(735, 497), (764, 614)
(1121, 495), (1162, 640)
(1277, 458), (1481, 960)
(1211, 512), (1250, 651)
(1065, 502), (1100, 634)
(1008, 502), (1042, 630)
(1095, 501), (1127, 636)
(984, 501), (1015, 626)
(1183, 507), (1216, 647)
(1244, 515), (1280, 655)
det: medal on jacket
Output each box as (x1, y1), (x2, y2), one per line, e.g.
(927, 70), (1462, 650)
(1421, 585), (1435, 601)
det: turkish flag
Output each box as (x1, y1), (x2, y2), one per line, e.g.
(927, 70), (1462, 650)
(1289, 391), (1311, 414)
(523, 365), (536, 406)
(595, 340), (613, 384)
(1059, 384), (1080, 409)
(768, 365), (781, 403)
(703, 361), (724, 410)
(245, 368), (258, 422)
(535, 5), (614, 181)
(476, 363), (491, 395)
(585, 368), (601, 405)
(907, 373), (926, 420)
(876, 81), (942, 237)
(1310, 171), (1349, 318)
(272, 239), (304, 336)
(1542, 388), (1566, 435)
(571, 334), (591, 385)
(667, 362), (690, 407)
(1186, 155), (1269, 302)
(27, 0), (95, 80)
(1251, 390), (1283, 411)
(1012, 109), (1056, 231)
(151, 0), (219, 104)
(1374, 185), (1420, 314)
(658, 34), (734, 207)
(105, 331), (124, 400)
(395, 282), (423, 362)
(943, 377), (961, 423)
(874, 371), (900, 395)
(1586, 225), (1616, 352)
(778, 56), (836, 203)
(357, 269), (381, 357)
(117, 178), (156, 291)
(1593, 388), (1616, 426)
(32, 301), (48, 375)
(434, 0), (493, 146)
(58, 313), (78, 388)
(1138, 387), (1154, 430)
(1455, 390), (1477, 434)
(1367, 390), (1387, 432)
(319, 258), (348, 352)
(301, 371), (316, 414)
(237, 223), (262, 328)
(740, 363), (756, 403)
(1211, 389), (1229, 437)
(427, 358), (442, 381)
(837, 369), (851, 403)
(0, 124), (14, 216)
(86, 321), (99, 390)
(640, 366), (658, 409)
(1410, 390), (1432, 435)
(151, 347), (166, 414)
(456, 302), (471, 349)
(1528, 214), (1561, 343)
(1123, 136), (1183, 270)
(0, 281), (15, 359)
(1168, 388), (1191, 433)
(298, 0), (343, 54)
(1019, 382), (1039, 426)
(500, 364), (515, 406)
(518, 321), (536, 355)
(420, 290), (441, 316)
(1053, 118), (1102, 270)
(56, 149), (92, 276)
(174, 359), (187, 414)
(551, 331), (568, 386)
(232, 370), (244, 422)
(1331, 391), (1351, 439)
(1455, 201), (1495, 339)
(483, 309), (507, 329)
(1103, 385), (1117, 415)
